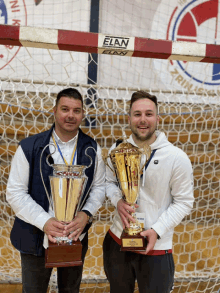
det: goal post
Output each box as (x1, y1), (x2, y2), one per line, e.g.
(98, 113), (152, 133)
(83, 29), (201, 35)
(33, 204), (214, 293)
(0, 10), (220, 293)
(1, 24), (220, 63)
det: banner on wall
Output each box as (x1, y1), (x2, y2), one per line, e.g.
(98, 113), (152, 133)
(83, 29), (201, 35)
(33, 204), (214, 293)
(151, 0), (220, 95)
(0, 0), (90, 85)
(0, 0), (27, 71)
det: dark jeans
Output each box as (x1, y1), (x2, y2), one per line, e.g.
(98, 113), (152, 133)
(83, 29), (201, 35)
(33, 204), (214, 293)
(103, 231), (175, 293)
(20, 234), (88, 293)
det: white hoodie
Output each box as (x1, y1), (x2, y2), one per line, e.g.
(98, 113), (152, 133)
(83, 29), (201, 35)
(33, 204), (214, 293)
(106, 131), (194, 250)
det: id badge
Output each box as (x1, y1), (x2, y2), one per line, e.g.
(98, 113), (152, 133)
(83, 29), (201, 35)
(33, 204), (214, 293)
(134, 212), (145, 229)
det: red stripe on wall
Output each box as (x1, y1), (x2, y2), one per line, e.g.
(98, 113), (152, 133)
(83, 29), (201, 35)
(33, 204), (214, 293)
(176, 38), (196, 42)
(58, 30), (98, 53)
(0, 25), (22, 47)
(133, 37), (172, 59)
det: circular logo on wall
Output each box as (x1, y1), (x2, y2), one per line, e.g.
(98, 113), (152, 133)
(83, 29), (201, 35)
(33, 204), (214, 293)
(0, 0), (27, 70)
(151, 0), (220, 94)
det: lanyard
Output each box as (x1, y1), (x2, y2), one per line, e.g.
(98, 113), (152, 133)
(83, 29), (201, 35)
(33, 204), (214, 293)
(52, 134), (77, 166)
(141, 149), (157, 186)
(145, 149), (157, 171)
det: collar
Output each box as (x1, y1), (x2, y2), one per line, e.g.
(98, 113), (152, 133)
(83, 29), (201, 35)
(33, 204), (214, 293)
(52, 129), (78, 144)
(127, 134), (138, 147)
(128, 131), (161, 150)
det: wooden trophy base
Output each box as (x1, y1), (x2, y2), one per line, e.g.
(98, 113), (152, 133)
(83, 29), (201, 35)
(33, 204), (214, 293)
(45, 240), (83, 268)
(120, 230), (147, 252)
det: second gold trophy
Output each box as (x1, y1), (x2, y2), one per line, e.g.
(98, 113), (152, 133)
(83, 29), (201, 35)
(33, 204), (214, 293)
(106, 137), (151, 251)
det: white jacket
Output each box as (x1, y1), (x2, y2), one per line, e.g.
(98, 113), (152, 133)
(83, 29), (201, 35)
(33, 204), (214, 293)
(106, 131), (194, 250)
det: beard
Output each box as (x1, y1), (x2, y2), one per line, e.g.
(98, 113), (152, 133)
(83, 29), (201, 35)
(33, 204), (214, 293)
(130, 123), (157, 142)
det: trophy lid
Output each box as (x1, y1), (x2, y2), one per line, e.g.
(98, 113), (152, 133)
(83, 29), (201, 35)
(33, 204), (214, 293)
(52, 164), (87, 177)
(111, 141), (142, 155)
(106, 133), (151, 178)
(110, 132), (151, 159)
(111, 130), (143, 156)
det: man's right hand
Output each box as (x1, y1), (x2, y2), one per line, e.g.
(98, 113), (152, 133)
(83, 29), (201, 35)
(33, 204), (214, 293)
(43, 217), (66, 243)
(117, 199), (138, 229)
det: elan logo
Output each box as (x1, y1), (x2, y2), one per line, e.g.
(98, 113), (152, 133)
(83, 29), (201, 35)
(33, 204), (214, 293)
(103, 36), (130, 49)
(98, 34), (134, 56)
(102, 50), (128, 56)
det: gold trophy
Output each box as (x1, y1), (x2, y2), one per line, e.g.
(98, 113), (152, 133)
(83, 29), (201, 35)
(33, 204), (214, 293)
(106, 136), (151, 251)
(40, 145), (96, 267)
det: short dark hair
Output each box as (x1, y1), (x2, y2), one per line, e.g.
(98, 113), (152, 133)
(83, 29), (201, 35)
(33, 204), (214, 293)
(56, 88), (83, 106)
(129, 91), (158, 113)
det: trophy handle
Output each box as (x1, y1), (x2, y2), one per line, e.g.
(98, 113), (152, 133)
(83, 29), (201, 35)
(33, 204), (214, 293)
(40, 143), (56, 210)
(84, 146), (96, 169)
(78, 146), (98, 211)
(140, 144), (152, 174)
(102, 149), (115, 173)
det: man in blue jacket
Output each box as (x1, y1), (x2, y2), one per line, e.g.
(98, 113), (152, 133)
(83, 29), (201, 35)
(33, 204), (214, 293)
(7, 87), (105, 293)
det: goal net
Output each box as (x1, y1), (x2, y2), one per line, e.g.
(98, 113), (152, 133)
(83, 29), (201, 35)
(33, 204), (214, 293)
(0, 0), (220, 292)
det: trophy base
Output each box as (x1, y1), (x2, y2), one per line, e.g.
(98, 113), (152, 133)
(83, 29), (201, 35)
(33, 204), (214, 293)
(45, 240), (83, 268)
(120, 230), (147, 252)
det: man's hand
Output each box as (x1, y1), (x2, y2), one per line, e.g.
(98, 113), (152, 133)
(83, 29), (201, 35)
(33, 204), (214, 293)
(117, 199), (138, 229)
(139, 228), (158, 255)
(64, 211), (88, 241)
(43, 217), (66, 243)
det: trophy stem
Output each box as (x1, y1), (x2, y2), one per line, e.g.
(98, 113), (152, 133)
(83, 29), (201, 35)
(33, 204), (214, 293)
(55, 236), (73, 244)
(55, 222), (73, 244)
(124, 207), (143, 236)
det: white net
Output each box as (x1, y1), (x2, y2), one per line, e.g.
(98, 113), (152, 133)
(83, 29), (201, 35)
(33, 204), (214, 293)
(0, 0), (220, 292)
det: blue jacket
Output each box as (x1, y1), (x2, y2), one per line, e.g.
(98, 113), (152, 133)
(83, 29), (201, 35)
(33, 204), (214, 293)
(10, 125), (97, 256)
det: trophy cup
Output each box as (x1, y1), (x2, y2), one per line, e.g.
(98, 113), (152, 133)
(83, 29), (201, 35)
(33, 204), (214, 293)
(40, 145), (96, 268)
(106, 136), (151, 251)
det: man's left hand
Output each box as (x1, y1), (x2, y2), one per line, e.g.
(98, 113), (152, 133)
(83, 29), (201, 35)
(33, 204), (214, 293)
(139, 228), (158, 255)
(64, 211), (88, 241)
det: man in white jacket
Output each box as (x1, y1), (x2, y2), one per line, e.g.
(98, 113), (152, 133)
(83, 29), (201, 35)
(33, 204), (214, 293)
(103, 91), (194, 293)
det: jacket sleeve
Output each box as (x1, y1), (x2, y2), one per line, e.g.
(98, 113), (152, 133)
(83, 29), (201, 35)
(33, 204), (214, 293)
(151, 150), (194, 238)
(6, 146), (52, 231)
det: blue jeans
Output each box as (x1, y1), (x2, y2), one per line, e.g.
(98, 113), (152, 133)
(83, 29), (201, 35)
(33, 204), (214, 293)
(20, 233), (88, 293)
